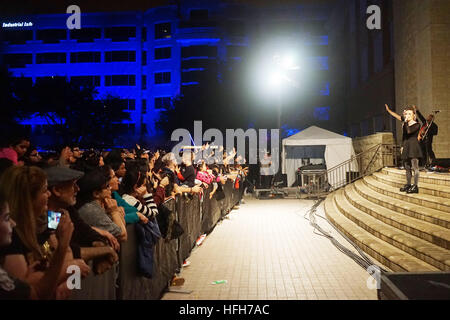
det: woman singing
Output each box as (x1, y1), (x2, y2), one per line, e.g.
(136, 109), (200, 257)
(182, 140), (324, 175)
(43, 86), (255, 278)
(385, 104), (423, 193)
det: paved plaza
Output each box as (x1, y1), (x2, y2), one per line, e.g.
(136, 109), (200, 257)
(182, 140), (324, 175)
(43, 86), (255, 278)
(162, 197), (379, 300)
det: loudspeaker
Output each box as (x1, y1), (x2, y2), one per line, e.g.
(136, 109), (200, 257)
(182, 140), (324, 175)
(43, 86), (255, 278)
(273, 173), (287, 187)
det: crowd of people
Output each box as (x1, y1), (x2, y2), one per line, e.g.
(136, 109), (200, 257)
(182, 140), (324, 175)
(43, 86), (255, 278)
(0, 136), (248, 299)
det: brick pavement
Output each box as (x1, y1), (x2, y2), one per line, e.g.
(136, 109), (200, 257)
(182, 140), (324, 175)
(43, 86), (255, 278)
(161, 197), (379, 300)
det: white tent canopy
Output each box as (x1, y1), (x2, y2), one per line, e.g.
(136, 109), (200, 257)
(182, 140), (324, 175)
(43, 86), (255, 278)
(282, 126), (357, 187)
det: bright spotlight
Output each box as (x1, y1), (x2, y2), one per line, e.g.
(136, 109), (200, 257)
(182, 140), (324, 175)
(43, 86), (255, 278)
(268, 71), (282, 87)
(281, 54), (294, 69)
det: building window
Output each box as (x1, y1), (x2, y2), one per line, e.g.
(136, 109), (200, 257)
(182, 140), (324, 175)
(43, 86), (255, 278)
(181, 45), (217, 58)
(142, 75), (147, 90)
(1, 30), (33, 44)
(142, 99), (147, 114)
(36, 53), (66, 64)
(105, 75), (136, 86)
(155, 97), (171, 109)
(104, 27), (136, 42)
(36, 76), (67, 84)
(36, 29), (67, 43)
(155, 22), (171, 39)
(105, 51), (136, 62)
(142, 51), (147, 65)
(155, 47), (171, 60)
(313, 107), (330, 121)
(3, 54), (32, 68)
(154, 72), (171, 84)
(319, 82), (330, 96)
(142, 27), (147, 41)
(190, 9), (209, 20)
(70, 52), (101, 63)
(141, 123), (147, 134)
(181, 59), (215, 69)
(69, 28), (101, 42)
(71, 76), (101, 88)
(118, 99), (136, 111)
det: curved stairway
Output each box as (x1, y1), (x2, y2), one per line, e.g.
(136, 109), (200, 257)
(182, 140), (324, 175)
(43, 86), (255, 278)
(324, 167), (450, 272)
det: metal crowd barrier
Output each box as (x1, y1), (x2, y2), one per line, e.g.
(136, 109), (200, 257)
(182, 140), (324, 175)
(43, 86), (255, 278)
(69, 179), (243, 300)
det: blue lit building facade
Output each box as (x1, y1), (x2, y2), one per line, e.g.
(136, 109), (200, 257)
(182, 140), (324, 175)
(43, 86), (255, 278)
(1, 1), (331, 144)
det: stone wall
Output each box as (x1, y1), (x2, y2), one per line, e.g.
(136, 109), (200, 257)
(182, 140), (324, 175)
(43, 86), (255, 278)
(393, 0), (450, 158)
(353, 132), (396, 173)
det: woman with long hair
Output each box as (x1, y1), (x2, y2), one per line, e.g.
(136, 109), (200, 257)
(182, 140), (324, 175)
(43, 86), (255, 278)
(0, 166), (87, 299)
(101, 165), (148, 224)
(119, 166), (159, 219)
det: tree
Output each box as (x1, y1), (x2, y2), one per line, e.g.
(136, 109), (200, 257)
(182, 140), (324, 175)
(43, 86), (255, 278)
(5, 75), (129, 148)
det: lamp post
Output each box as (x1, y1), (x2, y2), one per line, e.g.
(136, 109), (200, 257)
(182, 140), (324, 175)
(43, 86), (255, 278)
(268, 53), (300, 176)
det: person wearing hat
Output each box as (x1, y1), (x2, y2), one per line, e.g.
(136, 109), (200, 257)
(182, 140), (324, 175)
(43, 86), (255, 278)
(75, 168), (127, 243)
(45, 166), (119, 275)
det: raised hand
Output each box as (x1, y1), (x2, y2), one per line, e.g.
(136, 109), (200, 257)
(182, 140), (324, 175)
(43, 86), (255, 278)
(104, 198), (119, 212)
(136, 185), (148, 196)
(55, 210), (74, 251)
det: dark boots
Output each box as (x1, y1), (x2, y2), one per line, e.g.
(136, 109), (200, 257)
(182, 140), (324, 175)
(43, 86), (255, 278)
(406, 184), (419, 194)
(400, 184), (411, 192)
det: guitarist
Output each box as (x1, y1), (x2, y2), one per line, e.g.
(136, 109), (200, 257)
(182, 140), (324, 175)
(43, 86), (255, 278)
(413, 106), (438, 167)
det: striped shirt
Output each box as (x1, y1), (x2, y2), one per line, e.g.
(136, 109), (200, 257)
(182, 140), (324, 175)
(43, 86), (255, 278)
(122, 193), (159, 218)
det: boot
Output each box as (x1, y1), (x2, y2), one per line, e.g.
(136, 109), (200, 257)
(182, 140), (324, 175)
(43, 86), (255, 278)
(407, 184), (419, 194)
(400, 184), (411, 192)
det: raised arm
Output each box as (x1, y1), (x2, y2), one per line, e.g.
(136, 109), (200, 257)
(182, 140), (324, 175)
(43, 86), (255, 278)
(385, 104), (402, 121)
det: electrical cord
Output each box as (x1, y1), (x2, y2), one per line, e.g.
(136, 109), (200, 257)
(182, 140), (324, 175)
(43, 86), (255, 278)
(303, 198), (388, 273)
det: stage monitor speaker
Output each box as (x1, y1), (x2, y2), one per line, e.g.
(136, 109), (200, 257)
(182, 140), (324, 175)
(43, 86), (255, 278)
(378, 272), (450, 300)
(273, 173), (287, 188)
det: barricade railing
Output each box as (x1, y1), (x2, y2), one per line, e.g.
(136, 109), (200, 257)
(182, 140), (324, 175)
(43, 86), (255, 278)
(70, 179), (243, 300)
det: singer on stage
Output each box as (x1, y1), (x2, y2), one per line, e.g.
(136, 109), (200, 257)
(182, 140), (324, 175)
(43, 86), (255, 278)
(385, 104), (423, 194)
(413, 106), (438, 167)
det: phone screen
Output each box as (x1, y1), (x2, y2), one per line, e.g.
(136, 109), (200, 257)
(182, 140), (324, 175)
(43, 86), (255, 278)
(47, 211), (62, 230)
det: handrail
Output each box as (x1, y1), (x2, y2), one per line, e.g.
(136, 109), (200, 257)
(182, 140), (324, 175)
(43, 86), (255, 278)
(301, 143), (401, 198)
(325, 143), (382, 172)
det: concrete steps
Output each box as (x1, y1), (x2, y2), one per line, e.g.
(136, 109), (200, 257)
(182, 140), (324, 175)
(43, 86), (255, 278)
(323, 167), (450, 273)
(341, 186), (450, 270)
(354, 179), (450, 229)
(324, 194), (438, 272)
(382, 167), (450, 187)
(364, 176), (450, 213)
(372, 171), (450, 199)
(344, 184), (450, 249)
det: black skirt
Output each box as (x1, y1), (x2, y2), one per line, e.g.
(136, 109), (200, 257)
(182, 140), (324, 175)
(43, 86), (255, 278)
(401, 123), (423, 160)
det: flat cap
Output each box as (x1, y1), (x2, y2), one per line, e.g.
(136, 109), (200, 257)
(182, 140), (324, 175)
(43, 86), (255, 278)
(44, 166), (84, 187)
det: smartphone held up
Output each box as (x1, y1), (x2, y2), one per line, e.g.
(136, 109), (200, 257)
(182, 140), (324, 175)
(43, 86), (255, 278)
(48, 210), (62, 230)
